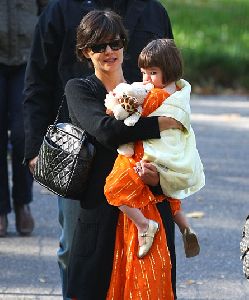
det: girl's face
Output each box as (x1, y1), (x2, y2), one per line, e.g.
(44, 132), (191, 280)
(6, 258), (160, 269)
(141, 67), (165, 88)
(84, 38), (124, 75)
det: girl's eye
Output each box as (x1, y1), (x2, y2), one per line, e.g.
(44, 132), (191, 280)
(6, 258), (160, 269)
(150, 72), (157, 75)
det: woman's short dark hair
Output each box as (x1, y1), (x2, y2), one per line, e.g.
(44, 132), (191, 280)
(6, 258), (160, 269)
(138, 39), (183, 84)
(76, 9), (128, 62)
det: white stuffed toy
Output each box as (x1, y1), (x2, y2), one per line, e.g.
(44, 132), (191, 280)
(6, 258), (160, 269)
(105, 82), (153, 157)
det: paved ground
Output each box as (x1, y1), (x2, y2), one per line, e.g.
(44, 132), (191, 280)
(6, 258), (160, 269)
(176, 95), (249, 300)
(0, 94), (249, 300)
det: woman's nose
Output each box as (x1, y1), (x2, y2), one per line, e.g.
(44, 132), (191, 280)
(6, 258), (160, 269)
(104, 45), (112, 53)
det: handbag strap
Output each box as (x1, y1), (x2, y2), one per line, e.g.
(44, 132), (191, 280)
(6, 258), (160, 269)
(54, 78), (97, 126)
(53, 95), (66, 126)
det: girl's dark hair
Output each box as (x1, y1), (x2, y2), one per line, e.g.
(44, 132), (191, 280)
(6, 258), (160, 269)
(138, 39), (183, 84)
(76, 9), (128, 62)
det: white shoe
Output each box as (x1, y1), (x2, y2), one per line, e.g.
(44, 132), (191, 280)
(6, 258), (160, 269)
(137, 220), (159, 259)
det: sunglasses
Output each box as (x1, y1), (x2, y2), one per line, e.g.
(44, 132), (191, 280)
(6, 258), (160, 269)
(89, 39), (124, 53)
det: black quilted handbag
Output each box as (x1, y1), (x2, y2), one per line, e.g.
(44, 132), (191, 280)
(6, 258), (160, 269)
(240, 215), (249, 279)
(33, 97), (95, 200)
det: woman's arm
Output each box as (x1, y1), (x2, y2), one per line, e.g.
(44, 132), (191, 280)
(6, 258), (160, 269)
(65, 78), (181, 149)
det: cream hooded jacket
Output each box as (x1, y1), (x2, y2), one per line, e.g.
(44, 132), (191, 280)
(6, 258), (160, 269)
(143, 79), (205, 199)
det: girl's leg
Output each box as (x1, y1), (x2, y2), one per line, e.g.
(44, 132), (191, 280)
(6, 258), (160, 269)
(119, 205), (159, 258)
(119, 205), (149, 242)
(173, 210), (190, 234)
(173, 210), (200, 258)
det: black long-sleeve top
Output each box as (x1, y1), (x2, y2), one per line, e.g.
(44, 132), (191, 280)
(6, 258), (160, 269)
(65, 74), (161, 209)
(23, 0), (173, 161)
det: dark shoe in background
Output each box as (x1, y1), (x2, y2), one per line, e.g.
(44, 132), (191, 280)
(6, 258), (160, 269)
(0, 214), (8, 237)
(15, 204), (34, 236)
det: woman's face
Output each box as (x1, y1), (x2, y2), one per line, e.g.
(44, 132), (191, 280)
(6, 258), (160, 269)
(84, 38), (124, 74)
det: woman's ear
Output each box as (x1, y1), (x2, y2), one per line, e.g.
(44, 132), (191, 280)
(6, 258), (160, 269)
(83, 48), (91, 59)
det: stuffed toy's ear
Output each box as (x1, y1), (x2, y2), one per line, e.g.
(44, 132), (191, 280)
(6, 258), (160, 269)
(104, 92), (119, 110)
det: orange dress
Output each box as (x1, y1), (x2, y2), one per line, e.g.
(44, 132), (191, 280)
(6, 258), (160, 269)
(105, 88), (179, 300)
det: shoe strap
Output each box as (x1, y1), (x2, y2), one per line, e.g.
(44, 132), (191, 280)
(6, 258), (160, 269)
(139, 232), (154, 238)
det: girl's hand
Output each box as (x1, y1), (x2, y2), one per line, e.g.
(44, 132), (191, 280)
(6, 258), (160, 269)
(134, 160), (159, 186)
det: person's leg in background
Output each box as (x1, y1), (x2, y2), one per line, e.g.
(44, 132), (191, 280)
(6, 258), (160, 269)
(57, 197), (81, 299)
(0, 64), (11, 237)
(9, 64), (34, 235)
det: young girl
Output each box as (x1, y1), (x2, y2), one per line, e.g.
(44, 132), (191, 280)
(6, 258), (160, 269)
(104, 38), (205, 258)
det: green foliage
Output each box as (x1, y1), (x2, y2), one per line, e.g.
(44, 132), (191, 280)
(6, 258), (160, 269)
(161, 0), (249, 93)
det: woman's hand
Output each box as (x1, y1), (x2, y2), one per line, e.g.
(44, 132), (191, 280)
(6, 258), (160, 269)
(158, 116), (183, 131)
(134, 160), (159, 186)
(28, 156), (38, 174)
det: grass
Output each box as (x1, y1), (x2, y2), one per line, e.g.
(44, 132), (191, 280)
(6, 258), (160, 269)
(161, 0), (249, 93)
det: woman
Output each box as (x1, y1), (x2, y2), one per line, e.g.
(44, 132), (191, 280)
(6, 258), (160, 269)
(65, 10), (181, 299)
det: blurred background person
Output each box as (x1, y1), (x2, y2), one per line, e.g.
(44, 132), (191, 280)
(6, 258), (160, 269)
(0, 0), (48, 237)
